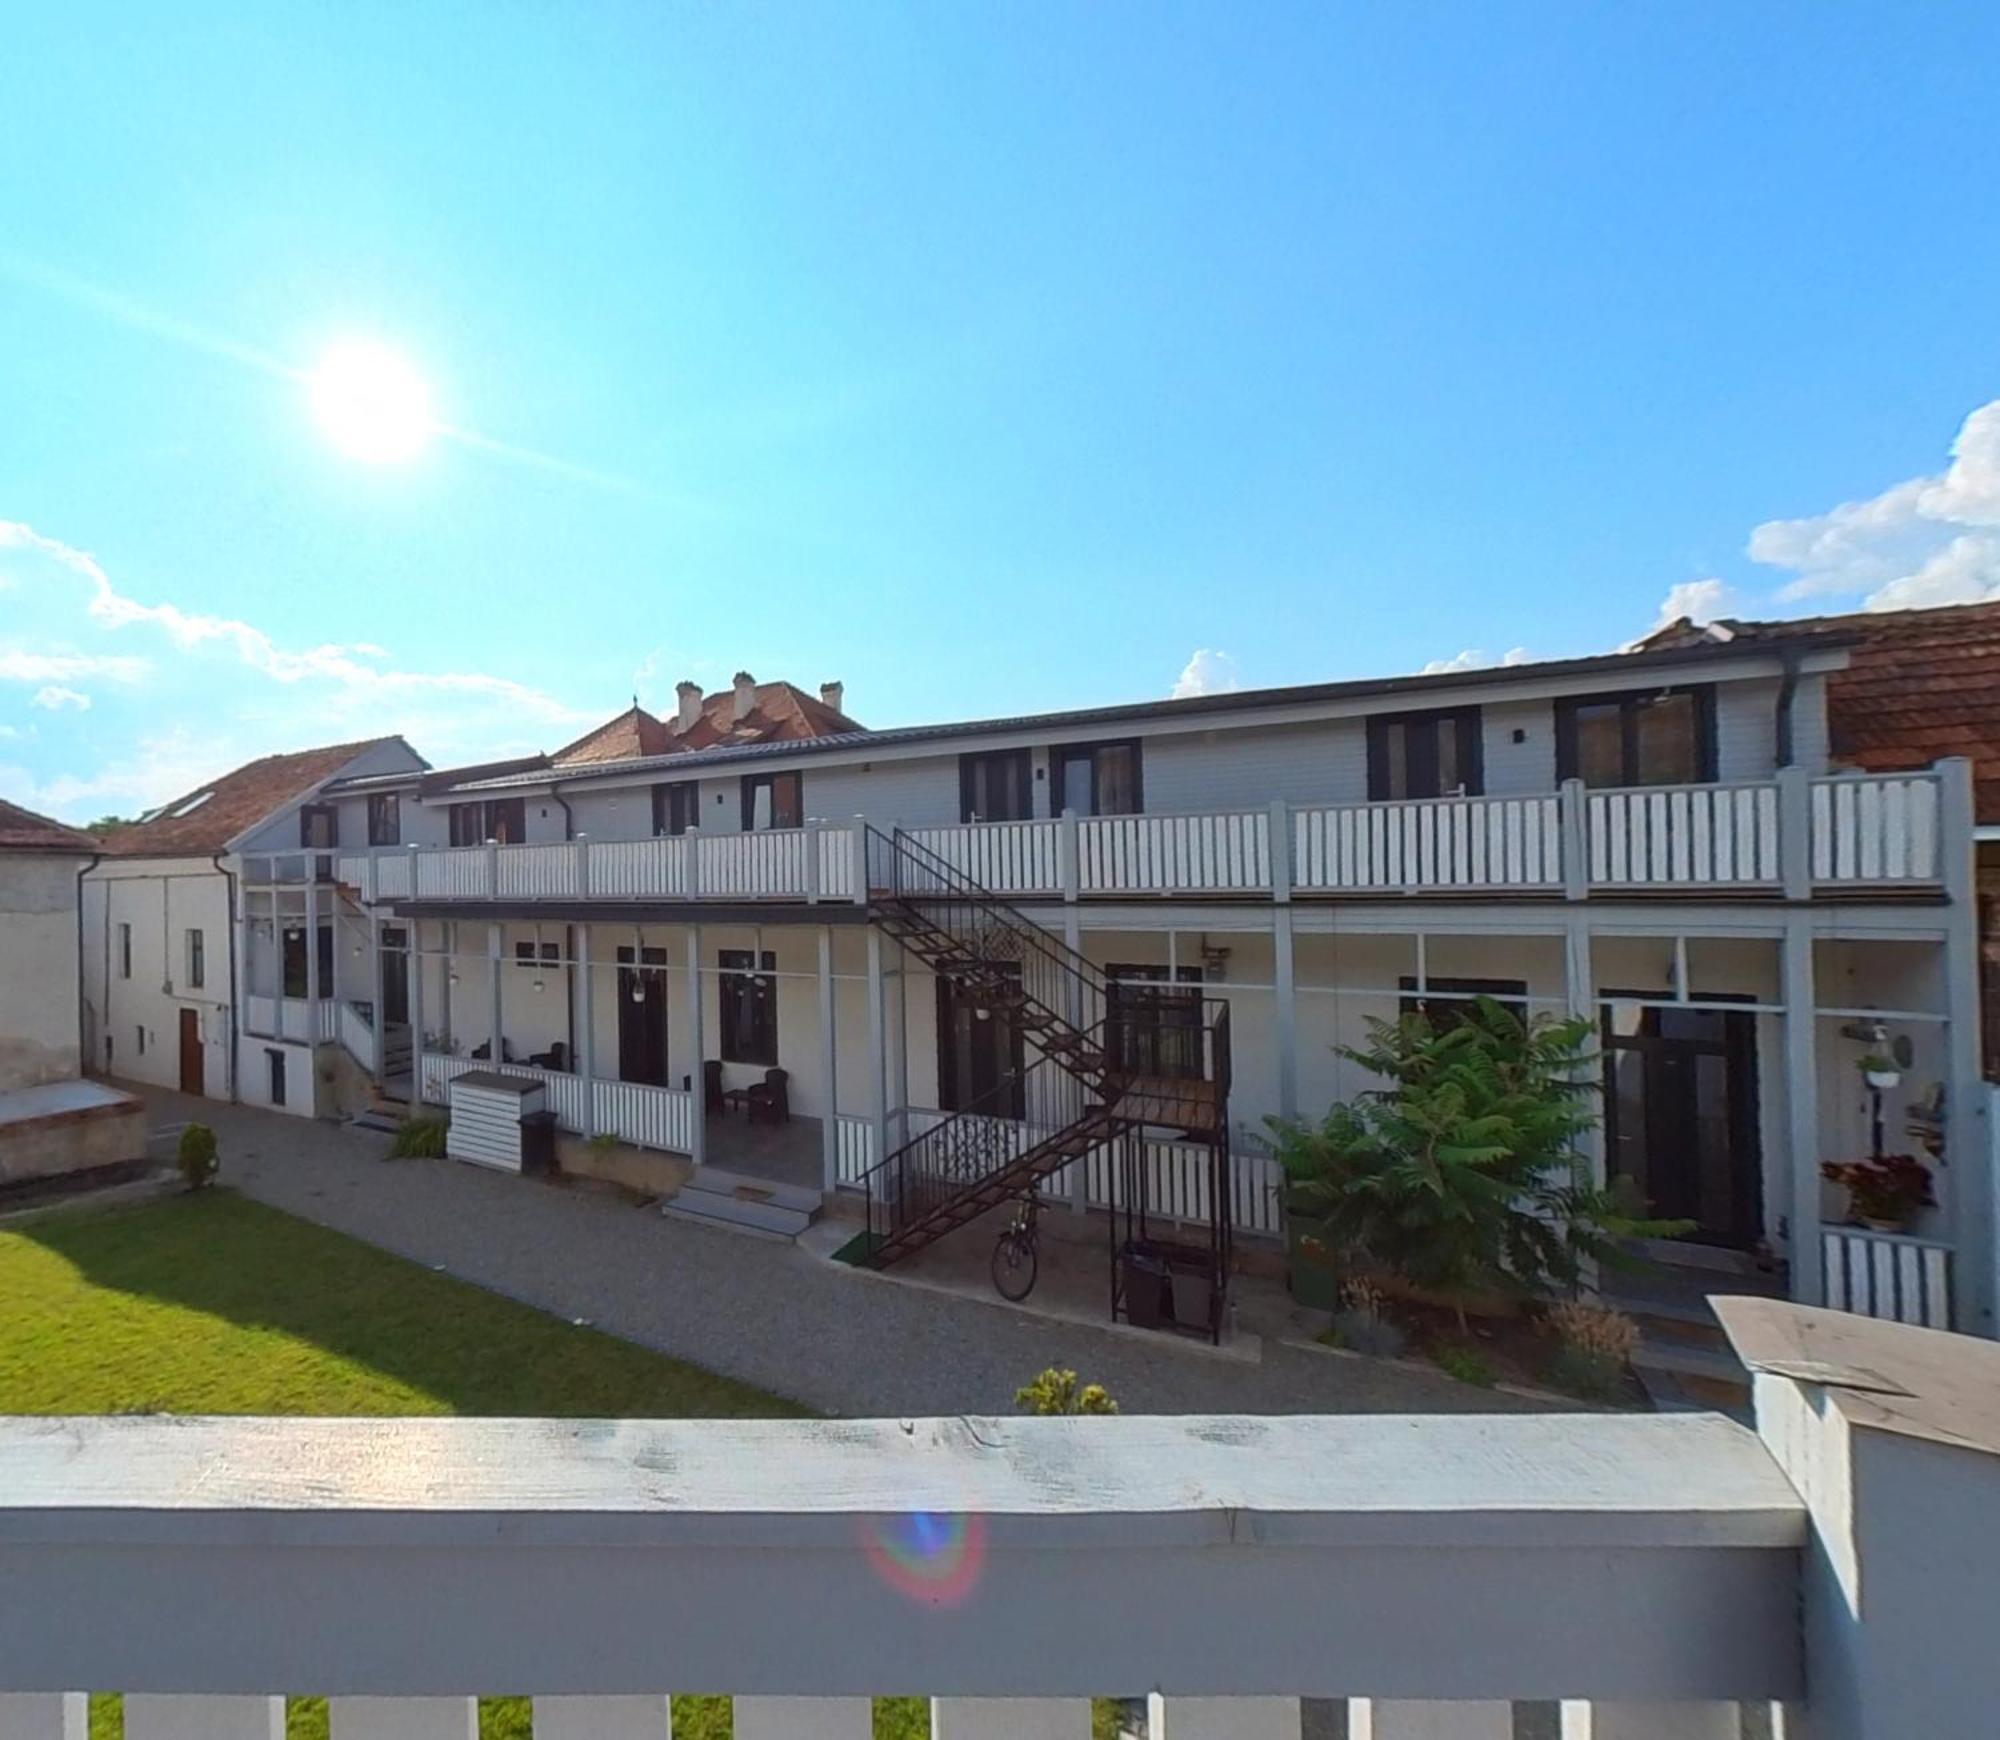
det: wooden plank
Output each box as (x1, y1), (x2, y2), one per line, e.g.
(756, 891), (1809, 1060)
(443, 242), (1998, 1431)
(1559, 1702), (1742, 1738)
(1359, 1701), (1511, 1738)
(329, 1700), (478, 1740)
(732, 1698), (872, 1738)
(1149, 1695), (1302, 1738)
(531, 1696), (671, 1739)
(0, 1694), (87, 1740)
(125, 1696), (285, 1740)
(929, 1700), (1091, 1738)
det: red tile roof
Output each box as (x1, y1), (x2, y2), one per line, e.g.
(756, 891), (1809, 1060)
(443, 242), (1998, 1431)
(0, 799), (97, 854)
(1642, 601), (2000, 820)
(550, 682), (862, 768)
(96, 737), (405, 858)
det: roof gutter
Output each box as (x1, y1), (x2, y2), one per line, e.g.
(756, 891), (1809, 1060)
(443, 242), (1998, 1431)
(212, 851), (239, 1105)
(74, 847), (101, 1074)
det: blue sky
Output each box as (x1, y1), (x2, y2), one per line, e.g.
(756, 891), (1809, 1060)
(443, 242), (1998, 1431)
(3, 2), (1998, 820)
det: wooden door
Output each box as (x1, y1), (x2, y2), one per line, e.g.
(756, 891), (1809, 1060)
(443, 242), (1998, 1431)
(616, 946), (670, 1087)
(178, 1008), (204, 1096)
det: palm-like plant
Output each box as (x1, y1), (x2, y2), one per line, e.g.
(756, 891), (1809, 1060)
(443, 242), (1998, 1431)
(1273, 997), (1686, 1321)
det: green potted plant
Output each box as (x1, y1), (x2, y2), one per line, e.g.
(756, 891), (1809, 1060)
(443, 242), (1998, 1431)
(175, 1123), (219, 1190)
(1859, 1053), (1902, 1091)
(1822, 1154), (1934, 1233)
(1270, 998), (1690, 1327)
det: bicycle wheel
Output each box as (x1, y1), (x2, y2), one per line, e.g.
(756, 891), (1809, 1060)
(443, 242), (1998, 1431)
(991, 1231), (1038, 1301)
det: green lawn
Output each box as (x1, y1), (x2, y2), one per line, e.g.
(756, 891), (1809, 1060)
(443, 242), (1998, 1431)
(0, 1190), (951, 1739)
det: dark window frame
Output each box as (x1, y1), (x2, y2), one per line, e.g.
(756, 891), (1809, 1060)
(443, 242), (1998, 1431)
(718, 947), (779, 1066)
(118, 922), (132, 980)
(1554, 686), (1718, 788)
(958, 749), (1034, 823)
(449, 797), (527, 845)
(1049, 738), (1144, 817)
(936, 964), (1026, 1116)
(1397, 975), (1528, 1032)
(739, 772), (803, 832)
(1366, 707), (1484, 801)
(367, 792), (401, 847)
(653, 781), (700, 837)
(299, 803), (339, 849)
(267, 1048), (287, 1108)
(185, 928), (205, 990)
(514, 940), (561, 971)
(1104, 962), (1206, 1081)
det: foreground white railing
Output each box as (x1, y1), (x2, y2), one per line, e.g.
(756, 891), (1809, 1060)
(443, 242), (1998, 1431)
(340, 761), (1965, 907)
(1821, 1224), (1952, 1329)
(419, 1053), (693, 1155)
(336, 1001), (375, 1074)
(0, 1410), (1805, 1734)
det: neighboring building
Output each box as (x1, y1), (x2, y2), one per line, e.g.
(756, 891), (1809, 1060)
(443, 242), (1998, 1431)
(0, 800), (98, 1091)
(81, 736), (428, 1116)
(283, 637), (1988, 1340)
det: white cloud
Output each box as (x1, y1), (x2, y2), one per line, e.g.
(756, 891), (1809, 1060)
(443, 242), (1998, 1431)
(1172, 649), (1242, 698)
(1650, 578), (1736, 631)
(1747, 399), (2000, 608)
(0, 518), (605, 817)
(1421, 647), (1530, 675)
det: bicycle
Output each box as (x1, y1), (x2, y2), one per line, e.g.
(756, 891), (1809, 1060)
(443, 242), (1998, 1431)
(990, 1188), (1041, 1301)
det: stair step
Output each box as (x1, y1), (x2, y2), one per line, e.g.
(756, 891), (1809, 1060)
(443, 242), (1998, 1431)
(1633, 1340), (1750, 1388)
(347, 1111), (404, 1136)
(661, 1167), (823, 1241)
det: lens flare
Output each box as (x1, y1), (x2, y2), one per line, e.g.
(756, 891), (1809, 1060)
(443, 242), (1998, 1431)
(861, 1511), (987, 1607)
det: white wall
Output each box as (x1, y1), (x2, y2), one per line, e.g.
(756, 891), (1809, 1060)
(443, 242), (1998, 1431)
(79, 858), (234, 1103)
(234, 739), (428, 853)
(0, 852), (87, 1091)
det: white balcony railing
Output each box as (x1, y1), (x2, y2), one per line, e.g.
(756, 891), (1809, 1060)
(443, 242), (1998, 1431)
(324, 763), (1963, 909)
(419, 1053), (694, 1156)
(1821, 1223), (1953, 1329)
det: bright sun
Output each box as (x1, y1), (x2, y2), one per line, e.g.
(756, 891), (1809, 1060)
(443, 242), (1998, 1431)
(309, 340), (434, 464)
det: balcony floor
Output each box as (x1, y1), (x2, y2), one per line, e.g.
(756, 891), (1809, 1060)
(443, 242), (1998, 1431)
(700, 1111), (826, 1192)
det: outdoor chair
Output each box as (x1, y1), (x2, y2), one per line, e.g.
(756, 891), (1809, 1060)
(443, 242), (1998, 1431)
(746, 1067), (790, 1126)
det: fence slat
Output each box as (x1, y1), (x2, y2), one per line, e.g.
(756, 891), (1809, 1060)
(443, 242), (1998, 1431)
(0, 1695), (87, 1740)
(1149, 1696), (1302, 1738)
(329, 1700), (479, 1740)
(532, 1696), (671, 1739)
(733, 1697), (873, 1738)
(929, 1700), (1092, 1739)
(126, 1697), (286, 1740)
(1358, 1701), (1512, 1739)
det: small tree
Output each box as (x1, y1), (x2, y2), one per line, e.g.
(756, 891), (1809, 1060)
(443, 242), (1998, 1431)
(1271, 998), (1686, 1322)
(1016, 1367), (1118, 1415)
(176, 1123), (220, 1190)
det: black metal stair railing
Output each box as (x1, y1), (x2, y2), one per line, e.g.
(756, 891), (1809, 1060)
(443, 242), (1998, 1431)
(861, 1039), (1120, 1261)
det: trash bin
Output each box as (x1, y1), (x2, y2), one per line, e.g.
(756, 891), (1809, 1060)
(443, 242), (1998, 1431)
(1119, 1242), (1170, 1330)
(519, 1109), (559, 1177)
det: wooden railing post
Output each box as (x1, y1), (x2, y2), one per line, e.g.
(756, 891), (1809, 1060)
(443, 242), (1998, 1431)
(804, 819), (821, 904)
(1268, 798), (1291, 903)
(485, 838), (500, 901)
(574, 834), (591, 900)
(1776, 765), (1812, 901)
(850, 817), (869, 904)
(687, 827), (703, 900)
(1059, 807), (1081, 903)
(1559, 778), (1589, 901)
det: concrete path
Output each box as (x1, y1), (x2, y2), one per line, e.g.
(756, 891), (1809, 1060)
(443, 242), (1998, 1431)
(131, 1088), (1552, 1419)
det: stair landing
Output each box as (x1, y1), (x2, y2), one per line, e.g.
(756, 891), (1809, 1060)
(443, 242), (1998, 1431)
(663, 1166), (823, 1242)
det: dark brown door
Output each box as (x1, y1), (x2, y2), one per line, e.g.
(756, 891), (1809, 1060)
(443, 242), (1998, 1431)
(617, 946), (670, 1087)
(178, 1008), (204, 1096)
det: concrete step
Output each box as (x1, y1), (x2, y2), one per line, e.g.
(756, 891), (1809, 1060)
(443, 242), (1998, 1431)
(1632, 1340), (1752, 1424)
(661, 1168), (822, 1241)
(347, 1110), (404, 1137)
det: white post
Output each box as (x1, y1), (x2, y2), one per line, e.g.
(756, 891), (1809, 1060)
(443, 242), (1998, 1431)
(575, 833), (592, 900)
(930, 1700), (1091, 1739)
(1777, 764), (1812, 901)
(125, 1695), (286, 1740)
(1560, 777), (1589, 901)
(818, 926), (838, 1191)
(486, 838), (500, 900)
(1059, 806), (1081, 902)
(531, 1696), (671, 1739)
(369, 909), (385, 1087)
(850, 816), (868, 905)
(734, 1697), (872, 1738)
(0, 1694), (87, 1740)
(1936, 758), (1990, 1331)
(1559, 1703), (1742, 1739)
(1064, 903), (1087, 1215)
(1273, 906), (1298, 1123)
(685, 924), (706, 1166)
(804, 818), (821, 904)
(867, 925), (888, 1179)
(406, 918), (424, 1093)
(1781, 912), (1821, 1306)
(330, 1698), (479, 1740)
(576, 922), (595, 1136)
(1149, 1694), (1302, 1739)
(488, 922), (505, 1066)
(687, 827), (703, 900)
(304, 877), (320, 1015)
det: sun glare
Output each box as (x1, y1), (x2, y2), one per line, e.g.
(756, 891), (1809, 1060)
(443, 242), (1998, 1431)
(309, 340), (434, 464)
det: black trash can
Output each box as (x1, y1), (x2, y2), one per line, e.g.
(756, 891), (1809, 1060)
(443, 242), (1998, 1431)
(1119, 1242), (1170, 1330)
(519, 1109), (559, 1177)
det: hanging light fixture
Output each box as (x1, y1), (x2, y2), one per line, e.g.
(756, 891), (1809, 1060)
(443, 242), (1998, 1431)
(531, 924), (545, 993)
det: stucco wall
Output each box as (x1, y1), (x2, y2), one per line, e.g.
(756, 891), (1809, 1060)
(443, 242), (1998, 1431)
(0, 853), (86, 1092)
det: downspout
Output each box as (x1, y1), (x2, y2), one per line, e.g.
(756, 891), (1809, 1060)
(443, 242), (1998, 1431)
(1774, 645), (1803, 768)
(74, 849), (101, 1076)
(551, 781), (578, 1068)
(213, 851), (239, 1104)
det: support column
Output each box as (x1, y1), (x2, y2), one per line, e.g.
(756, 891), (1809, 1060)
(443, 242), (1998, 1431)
(866, 926), (888, 1178)
(406, 918), (424, 1096)
(125, 1695), (285, 1740)
(1064, 902), (1087, 1215)
(1274, 907), (1298, 1123)
(0, 1694), (86, 1740)
(576, 922), (595, 1136)
(1780, 912), (1821, 1305)
(487, 921), (505, 1067)
(369, 910), (385, 1087)
(1937, 757), (1991, 1330)
(818, 926), (839, 1190)
(304, 877), (320, 1014)
(685, 925), (706, 1167)
(1563, 913), (1603, 1189)
(1149, 1694), (1302, 1738)
(531, 1696), (670, 1739)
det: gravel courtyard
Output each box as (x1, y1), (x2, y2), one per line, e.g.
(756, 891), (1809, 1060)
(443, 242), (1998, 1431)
(131, 1087), (1551, 1418)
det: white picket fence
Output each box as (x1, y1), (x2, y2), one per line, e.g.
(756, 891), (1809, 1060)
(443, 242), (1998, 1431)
(337, 1001), (376, 1073)
(1810, 772), (1941, 884)
(1821, 1225), (1952, 1330)
(902, 820), (1063, 896)
(419, 1053), (693, 1155)
(1586, 782), (1781, 888)
(1292, 795), (1562, 893)
(1078, 810), (1270, 894)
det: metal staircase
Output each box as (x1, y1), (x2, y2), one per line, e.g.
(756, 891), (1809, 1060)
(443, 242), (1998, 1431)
(856, 827), (1232, 1297)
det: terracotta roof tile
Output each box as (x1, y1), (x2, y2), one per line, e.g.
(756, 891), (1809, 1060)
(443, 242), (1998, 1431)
(0, 799), (97, 854)
(96, 737), (405, 858)
(550, 682), (863, 769)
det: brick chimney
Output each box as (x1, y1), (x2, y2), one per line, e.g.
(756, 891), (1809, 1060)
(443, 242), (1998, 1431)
(820, 681), (844, 715)
(675, 680), (703, 733)
(732, 671), (758, 723)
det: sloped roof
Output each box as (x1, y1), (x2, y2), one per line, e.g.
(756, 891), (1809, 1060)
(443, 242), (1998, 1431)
(1641, 601), (2000, 819)
(550, 682), (863, 769)
(96, 737), (404, 858)
(0, 798), (96, 855)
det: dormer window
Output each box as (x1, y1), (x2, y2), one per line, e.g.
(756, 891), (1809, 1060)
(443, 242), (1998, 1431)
(1556, 687), (1716, 788)
(1367, 708), (1482, 801)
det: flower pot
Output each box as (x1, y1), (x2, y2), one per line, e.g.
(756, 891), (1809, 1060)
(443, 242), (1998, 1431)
(1859, 1214), (1910, 1235)
(1864, 1070), (1901, 1091)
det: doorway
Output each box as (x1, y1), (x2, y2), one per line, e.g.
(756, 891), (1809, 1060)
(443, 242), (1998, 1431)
(1602, 997), (1763, 1250)
(178, 1008), (204, 1096)
(937, 965), (1024, 1116)
(379, 926), (409, 1028)
(616, 946), (670, 1087)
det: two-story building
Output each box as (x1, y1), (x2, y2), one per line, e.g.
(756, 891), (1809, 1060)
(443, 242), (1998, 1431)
(260, 637), (1987, 1340)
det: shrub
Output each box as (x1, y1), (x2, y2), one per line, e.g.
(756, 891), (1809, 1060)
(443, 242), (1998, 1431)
(175, 1123), (219, 1190)
(1271, 997), (1690, 1323)
(1430, 1340), (1496, 1388)
(1544, 1299), (1639, 1401)
(1016, 1367), (1118, 1416)
(388, 1117), (449, 1160)
(1329, 1276), (1407, 1358)
(1821, 1154), (1934, 1226)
